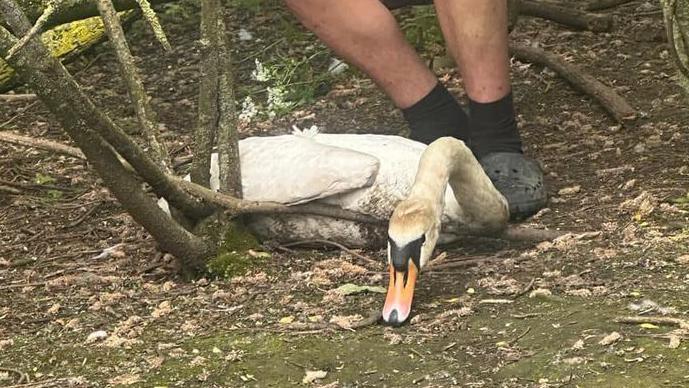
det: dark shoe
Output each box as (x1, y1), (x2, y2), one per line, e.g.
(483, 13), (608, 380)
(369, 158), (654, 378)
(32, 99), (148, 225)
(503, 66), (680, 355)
(479, 152), (547, 220)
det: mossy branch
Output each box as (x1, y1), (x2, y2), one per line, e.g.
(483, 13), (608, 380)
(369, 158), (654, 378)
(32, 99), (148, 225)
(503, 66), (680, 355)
(96, 0), (171, 171)
(134, 0), (170, 51)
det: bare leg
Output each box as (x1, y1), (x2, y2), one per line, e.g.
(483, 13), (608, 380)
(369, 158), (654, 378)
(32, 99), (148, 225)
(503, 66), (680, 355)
(284, 0), (437, 109)
(434, 0), (511, 103)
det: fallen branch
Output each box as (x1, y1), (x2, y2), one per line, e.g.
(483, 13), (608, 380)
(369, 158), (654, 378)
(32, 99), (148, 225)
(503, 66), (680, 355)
(585, 0), (635, 11)
(0, 131), (86, 159)
(520, 0), (613, 32)
(4, 377), (87, 388)
(174, 177), (383, 224)
(0, 93), (36, 102)
(615, 316), (689, 329)
(510, 44), (637, 123)
(281, 239), (381, 267)
(0, 184), (21, 195)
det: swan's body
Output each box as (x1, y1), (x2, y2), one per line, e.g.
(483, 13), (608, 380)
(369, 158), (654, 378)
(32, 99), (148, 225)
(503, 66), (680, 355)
(164, 128), (490, 247)
(160, 128), (510, 324)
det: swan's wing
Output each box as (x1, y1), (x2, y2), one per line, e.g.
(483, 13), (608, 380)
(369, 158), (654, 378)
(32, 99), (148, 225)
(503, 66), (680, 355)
(236, 135), (380, 205)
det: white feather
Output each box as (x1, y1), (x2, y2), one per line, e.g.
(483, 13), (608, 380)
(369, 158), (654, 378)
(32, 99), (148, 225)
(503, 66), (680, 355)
(159, 132), (466, 247)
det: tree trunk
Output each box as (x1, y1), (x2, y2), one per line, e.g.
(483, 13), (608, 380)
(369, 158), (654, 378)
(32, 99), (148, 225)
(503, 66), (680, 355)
(0, 7), (212, 269)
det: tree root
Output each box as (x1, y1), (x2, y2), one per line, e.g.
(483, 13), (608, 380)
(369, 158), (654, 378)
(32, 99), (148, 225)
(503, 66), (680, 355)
(510, 44), (637, 123)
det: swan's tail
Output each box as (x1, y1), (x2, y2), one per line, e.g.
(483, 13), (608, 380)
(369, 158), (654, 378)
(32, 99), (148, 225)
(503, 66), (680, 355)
(291, 125), (320, 138)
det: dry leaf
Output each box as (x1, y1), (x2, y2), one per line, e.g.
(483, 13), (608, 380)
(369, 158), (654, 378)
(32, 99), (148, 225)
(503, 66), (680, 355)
(303, 370), (327, 384)
(599, 332), (622, 346)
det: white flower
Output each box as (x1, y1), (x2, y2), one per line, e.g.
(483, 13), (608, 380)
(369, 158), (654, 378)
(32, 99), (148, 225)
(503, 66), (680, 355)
(267, 86), (291, 117)
(238, 96), (257, 122)
(250, 59), (270, 82)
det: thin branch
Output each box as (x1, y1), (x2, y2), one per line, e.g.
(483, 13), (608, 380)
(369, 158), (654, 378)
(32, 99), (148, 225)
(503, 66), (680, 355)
(173, 176), (383, 224)
(216, 15), (242, 196)
(4, 0), (57, 60)
(615, 316), (689, 329)
(95, 0), (171, 170)
(191, 0), (220, 188)
(0, 1), (211, 218)
(133, 0), (170, 51)
(0, 8), (212, 268)
(281, 239), (381, 266)
(0, 93), (36, 102)
(0, 131), (85, 159)
(510, 44), (637, 123)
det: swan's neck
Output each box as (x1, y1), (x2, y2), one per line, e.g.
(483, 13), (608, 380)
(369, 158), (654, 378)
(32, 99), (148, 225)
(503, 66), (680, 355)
(408, 137), (509, 234)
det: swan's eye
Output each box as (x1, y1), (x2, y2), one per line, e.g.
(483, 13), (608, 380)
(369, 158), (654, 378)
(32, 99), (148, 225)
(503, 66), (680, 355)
(420, 235), (426, 246)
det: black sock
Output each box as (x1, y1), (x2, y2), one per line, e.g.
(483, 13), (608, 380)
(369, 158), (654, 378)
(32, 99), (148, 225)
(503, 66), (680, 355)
(402, 82), (470, 145)
(469, 92), (523, 159)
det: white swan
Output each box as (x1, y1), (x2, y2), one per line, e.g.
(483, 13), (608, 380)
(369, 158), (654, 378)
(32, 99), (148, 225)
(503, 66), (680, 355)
(160, 127), (505, 246)
(160, 128), (510, 324)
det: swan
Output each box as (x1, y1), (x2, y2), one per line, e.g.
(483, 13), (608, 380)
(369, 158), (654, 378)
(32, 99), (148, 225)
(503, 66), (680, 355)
(159, 127), (509, 324)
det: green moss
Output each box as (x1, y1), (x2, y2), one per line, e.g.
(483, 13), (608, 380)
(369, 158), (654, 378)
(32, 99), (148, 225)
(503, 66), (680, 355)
(199, 217), (265, 278)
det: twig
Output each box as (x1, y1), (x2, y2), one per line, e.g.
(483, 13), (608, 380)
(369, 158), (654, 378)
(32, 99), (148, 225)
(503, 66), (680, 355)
(514, 278), (536, 299)
(520, 0), (613, 32)
(4, 377), (86, 387)
(615, 316), (689, 329)
(0, 366), (29, 384)
(585, 0), (635, 11)
(95, 0), (171, 171)
(134, 0), (170, 51)
(349, 309), (382, 329)
(478, 299), (514, 305)
(62, 202), (101, 229)
(0, 131), (86, 160)
(510, 44), (637, 123)
(281, 239), (381, 267)
(0, 93), (36, 102)
(508, 326), (532, 346)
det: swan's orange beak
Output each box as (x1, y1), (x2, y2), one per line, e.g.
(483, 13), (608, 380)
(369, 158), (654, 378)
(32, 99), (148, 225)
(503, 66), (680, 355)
(381, 260), (418, 325)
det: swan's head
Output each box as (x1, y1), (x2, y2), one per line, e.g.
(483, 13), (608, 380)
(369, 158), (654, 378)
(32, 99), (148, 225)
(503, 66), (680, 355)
(383, 198), (440, 325)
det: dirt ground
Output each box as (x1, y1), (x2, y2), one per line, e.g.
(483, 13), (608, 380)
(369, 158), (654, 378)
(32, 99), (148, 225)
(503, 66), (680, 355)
(2, 0), (689, 387)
